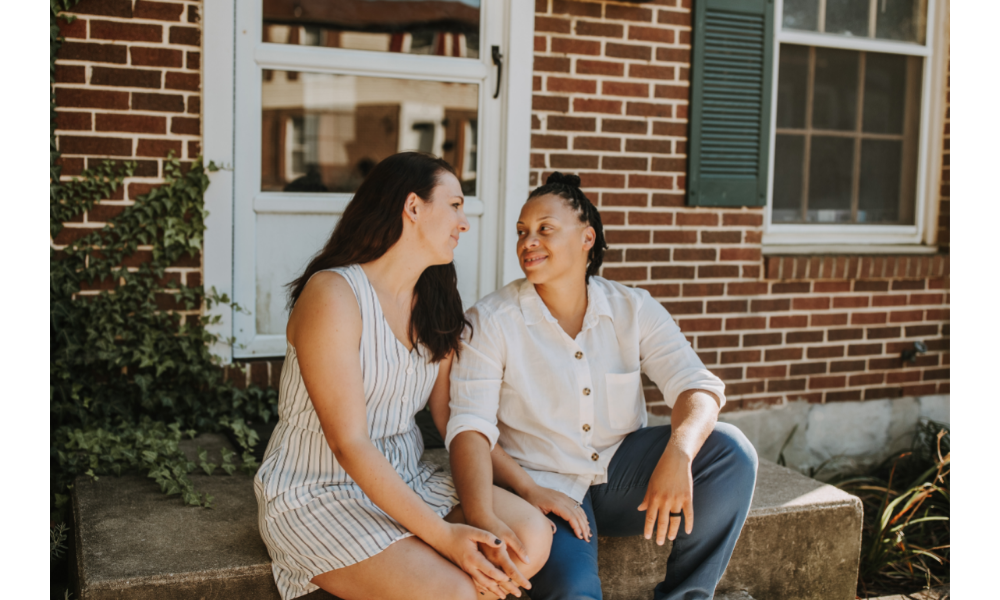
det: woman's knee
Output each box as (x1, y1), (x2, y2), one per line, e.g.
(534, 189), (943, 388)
(511, 509), (554, 578)
(430, 569), (478, 600)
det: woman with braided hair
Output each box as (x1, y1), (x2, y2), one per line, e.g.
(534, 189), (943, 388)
(446, 172), (758, 600)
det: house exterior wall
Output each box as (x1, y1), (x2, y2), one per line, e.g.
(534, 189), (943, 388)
(529, 0), (950, 415)
(53, 0), (203, 322)
(52, 0), (951, 409)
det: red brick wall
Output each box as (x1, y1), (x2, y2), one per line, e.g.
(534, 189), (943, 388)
(530, 0), (950, 413)
(53, 0), (203, 315)
(51, 0), (951, 402)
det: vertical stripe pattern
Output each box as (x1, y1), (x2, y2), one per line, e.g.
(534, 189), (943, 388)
(253, 264), (458, 600)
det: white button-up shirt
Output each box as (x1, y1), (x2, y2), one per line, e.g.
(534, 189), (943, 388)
(446, 276), (726, 502)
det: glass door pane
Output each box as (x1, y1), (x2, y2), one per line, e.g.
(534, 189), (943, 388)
(261, 71), (480, 194)
(262, 0), (481, 58)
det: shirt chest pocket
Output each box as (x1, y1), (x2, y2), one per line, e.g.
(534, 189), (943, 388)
(604, 370), (643, 430)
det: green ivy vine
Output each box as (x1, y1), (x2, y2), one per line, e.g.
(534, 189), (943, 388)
(50, 0), (277, 524)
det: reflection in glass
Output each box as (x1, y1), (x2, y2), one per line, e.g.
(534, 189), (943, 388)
(261, 71), (479, 194)
(812, 48), (858, 131)
(262, 0), (480, 58)
(772, 135), (805, 222)
(776, 45), (809, 129)
(807, 136), (854, 222)
(858, 139), (904, 223)
(825, 0), (870, 36)
(863, 52), (912, 134)
(782, 0), (819, 31)
(875, 0), (927, 43)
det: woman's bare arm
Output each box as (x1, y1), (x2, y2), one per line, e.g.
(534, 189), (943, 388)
(427, 352), (453, 440)
(289, 273), (509, 592)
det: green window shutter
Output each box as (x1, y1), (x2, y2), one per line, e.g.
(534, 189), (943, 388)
(688, 0), (775, 207)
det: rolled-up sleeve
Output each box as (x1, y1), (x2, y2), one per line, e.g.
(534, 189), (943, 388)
(446, 305), (505, 451)
(636, 290), (726, 409)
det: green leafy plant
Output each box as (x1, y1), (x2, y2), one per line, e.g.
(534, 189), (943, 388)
(51, 522), (69, 560)
(50, 153), (278, 505)
(833, 420), (950, 598)
(50, 4), (278, 599)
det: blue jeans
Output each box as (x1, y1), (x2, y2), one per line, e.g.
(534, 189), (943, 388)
(528, 423), (757, 600)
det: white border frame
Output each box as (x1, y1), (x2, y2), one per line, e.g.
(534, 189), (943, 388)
(204, 0), (535, 360)
(203, 0), (237, 363)
(762, 0), (948, 250)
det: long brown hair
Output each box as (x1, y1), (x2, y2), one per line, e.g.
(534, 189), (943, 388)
(287, 152), (470, 362)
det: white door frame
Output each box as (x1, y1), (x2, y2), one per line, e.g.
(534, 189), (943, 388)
(203, 0), (534, 362)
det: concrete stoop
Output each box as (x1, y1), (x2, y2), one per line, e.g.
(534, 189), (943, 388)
(72, 435), (861, 600)
(866, 586), (949, 600)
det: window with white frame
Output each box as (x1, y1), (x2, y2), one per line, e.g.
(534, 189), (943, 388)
(203, 0), (535, 359)
(764, 0), (947, 247)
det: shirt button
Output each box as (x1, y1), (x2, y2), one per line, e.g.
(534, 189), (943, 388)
(582, 424), (591, 432)
(401, 395), (408, 402)
(591, 452), (599, 461)
(406, 368), (414, 375)
(583, 388), (591, 396)
(575, 351), (583, 359)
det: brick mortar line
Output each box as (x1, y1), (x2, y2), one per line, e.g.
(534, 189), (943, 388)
(62, 15), (203, 26)
(536, 54), (692, 66)
(56, 53), (203, 59)
(535, 97), (687, 107)
(53, 84), (201, 95)
(57, 132), (201, 139)
(54, 111), (202, 119)
(693, 355), (948, 364)
(531, 147), (686, 154)
(537, 125), (688, 135)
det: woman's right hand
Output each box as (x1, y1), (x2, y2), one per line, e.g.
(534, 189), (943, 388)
(429, 522), (515, 597)
(523, 484), (592, 541)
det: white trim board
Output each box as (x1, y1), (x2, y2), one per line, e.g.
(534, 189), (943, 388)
(202, 0), (236, 363)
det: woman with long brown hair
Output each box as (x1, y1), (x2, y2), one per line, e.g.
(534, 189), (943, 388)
(254, 152), (552, 600)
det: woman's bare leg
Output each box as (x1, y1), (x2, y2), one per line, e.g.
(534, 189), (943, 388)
(312, 487), (552, 600)
(311, 536), (476, 600)
(446, 486), (555, 598)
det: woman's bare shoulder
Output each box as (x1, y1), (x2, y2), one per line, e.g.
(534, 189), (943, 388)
(287, 270), (361, 346)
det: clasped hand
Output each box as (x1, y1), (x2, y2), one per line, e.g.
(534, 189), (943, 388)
(638, 445), (695, 545)
(431, 521), (531, 598)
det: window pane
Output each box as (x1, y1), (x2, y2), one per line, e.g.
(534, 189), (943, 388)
(825, 0), (870, 37)
(261, 71), (479, 194)
(858, 139), (909, 223)
(776, 45), (809, 129)
(262, 0), (481, 59)
(782, 0), (820, 31)
(812, 48), (859, 131)
(875, 0), (927, 43)
(807, 136), (854, 223)
(773, 135), (805, 222)
(863, 52), (922, 134)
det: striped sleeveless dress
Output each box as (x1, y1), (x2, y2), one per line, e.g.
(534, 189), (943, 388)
(253, 264), (459, 600)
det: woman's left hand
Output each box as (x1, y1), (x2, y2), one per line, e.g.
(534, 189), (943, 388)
(637, 445), (694, 545)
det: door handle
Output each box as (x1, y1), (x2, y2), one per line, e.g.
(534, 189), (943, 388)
(491, 45), (503, 99)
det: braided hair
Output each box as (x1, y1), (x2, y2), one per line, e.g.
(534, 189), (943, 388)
(528, 172), (608, 282)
